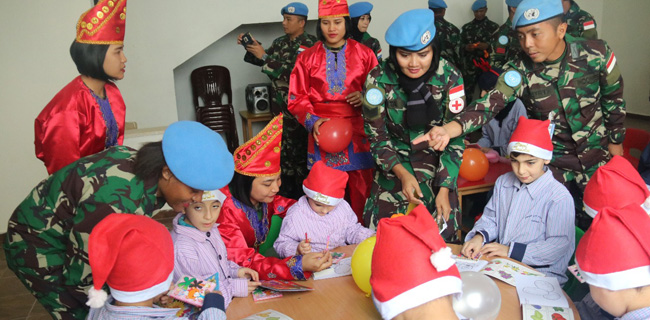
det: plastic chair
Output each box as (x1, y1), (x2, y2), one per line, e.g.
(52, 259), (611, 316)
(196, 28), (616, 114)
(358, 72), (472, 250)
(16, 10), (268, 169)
(563, 226), (587, 299)
(622, 128), (650, 168)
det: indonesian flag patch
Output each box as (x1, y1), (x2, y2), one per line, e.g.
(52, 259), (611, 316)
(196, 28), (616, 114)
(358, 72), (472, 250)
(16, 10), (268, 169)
(298, 45), (308, 54)
(496, 47), (506, 54)
(449, 84), (465, 101)
(583, 20), (595, 30)
(606, 53), (617, 74)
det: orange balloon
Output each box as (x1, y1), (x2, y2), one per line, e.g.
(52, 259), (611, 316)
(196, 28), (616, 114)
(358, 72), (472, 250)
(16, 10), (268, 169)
(459, 148), (490, 181)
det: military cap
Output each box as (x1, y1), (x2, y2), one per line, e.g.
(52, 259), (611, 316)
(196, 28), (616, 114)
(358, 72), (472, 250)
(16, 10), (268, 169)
(512, 0), (563, 29)
(349, 2), (373, 18)
(281, 2), (309, 17)
(472, 0), (487, 11)
(505, 0), (524, 8)
(385, 9), (435, 52)
(428, 0), (447, 9)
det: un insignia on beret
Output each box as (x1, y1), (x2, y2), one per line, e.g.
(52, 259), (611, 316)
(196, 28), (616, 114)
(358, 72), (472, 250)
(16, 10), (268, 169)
(421, 31), (432, 45)
(288, 6), (295, 13)
(498, 35), (509, 45)
(524, 8), (540, 20)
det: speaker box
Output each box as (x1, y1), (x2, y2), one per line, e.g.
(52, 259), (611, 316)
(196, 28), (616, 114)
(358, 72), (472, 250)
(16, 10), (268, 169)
(245, 83), (272, 114)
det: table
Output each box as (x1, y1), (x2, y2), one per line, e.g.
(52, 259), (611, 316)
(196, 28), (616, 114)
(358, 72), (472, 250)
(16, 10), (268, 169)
(239, 110), (274, 141)
(226, 245), (581, 319)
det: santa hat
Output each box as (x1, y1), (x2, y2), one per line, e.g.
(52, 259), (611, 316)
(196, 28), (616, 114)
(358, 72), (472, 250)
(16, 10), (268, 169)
(234, 115), (283, 177)
(583, 155), (650, 218)
(370, 204), (461, 320)
(87, 214), (174, 308)
(507, 116), (553, 160)
(319, 0), (349, 19)
(576, 204), (650, 291)
(201, 189), (227, 203)
(302, 161), (348, 206)
(76, 0), (127, 45)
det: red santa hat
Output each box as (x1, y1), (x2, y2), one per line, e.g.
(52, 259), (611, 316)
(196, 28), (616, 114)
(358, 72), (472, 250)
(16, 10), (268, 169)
(87, 214), (174, 308)
(370, 204), (461, 319)
(302, 161), (348, 206)
(234, 115), (283, 177)
(76, 0), (127, 45)
(576, 204), (650, 291)
(583, 155), (650, 218)
(507, 117), (554, 160)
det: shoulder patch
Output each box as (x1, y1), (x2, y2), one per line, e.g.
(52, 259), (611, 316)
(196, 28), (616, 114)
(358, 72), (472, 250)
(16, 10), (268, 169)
(583, 20), (595, 30)
(363, 86), (385, 121)
(365, 88), (384, 106)
(498, 35), (509, 45)
(504, 70), (522, 88)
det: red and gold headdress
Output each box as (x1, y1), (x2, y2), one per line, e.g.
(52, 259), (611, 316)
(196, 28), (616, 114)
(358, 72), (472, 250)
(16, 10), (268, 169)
(234, 114), (283, 177)
(318, 0), (350, 19)
(76, 0), (127, 45)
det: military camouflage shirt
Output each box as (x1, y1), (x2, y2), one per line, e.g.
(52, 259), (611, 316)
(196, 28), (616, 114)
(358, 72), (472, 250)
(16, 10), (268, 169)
(434, 18), (462, 69)
(565, 1), (598, 40)
(460, 17), (500, 69)
(244, 32), (318, 108)
(455, 35), (625, 173)
(363, 59), (466, 188)
(357, 32), (383, 63)
(489, 19), (523, 70)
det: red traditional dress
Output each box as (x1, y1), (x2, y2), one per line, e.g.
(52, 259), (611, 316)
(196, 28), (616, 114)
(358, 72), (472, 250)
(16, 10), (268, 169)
(35, 76), (126, 174)
(216, 115), (308, 280)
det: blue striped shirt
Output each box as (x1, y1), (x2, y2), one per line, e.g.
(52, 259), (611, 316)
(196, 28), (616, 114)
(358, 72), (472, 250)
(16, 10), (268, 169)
(620, 307), (650, 320)
(465, 169), (575, 284)
(86, 296), (226, 320)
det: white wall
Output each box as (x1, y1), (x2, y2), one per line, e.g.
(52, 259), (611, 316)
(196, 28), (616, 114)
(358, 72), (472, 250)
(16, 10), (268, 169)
(0, 0), (645, 233)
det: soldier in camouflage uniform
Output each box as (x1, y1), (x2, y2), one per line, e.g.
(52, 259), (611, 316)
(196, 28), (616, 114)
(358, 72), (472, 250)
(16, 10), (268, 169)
(240, 2), (318, 200)
(362, 9), (465, 242)
(562, 0), (598, 40)
(460, 0), (499, 102)
(489, 0), (523, 70)
(3, 122), (233, 319)
(428, 0), (462, 70)
(416, 0), (625, 231)
(350, 2), (383, 62)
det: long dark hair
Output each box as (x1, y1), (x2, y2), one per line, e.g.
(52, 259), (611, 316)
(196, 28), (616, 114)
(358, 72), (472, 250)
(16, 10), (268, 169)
(316, 17), (353, 44)
(350, 14), (371, 41)
(229, 172), (256, 208)
(134, 141), (166, 182)
(69, 40), (114, 81)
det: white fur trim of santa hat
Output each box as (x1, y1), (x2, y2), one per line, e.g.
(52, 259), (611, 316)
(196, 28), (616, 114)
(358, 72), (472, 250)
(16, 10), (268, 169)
(303, 185), (342, 206)
(202, 189), (227, 203)
(109, 272), (173, 303)
(507, 141), (553, 160)
(576, 263), (650, 291)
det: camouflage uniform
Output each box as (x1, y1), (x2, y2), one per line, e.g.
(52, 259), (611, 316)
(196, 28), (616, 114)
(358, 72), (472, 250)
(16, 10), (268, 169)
(244, 32), (318, 200)
(455, 35), (625, 229)
(358, 32), (383, 63)
(362, 59), (466, 242)
(564, 1), (598, 40)
(489, 19), (523, 70)
(460, 17), (500, 101)
(434, 18), (462, 70)
(3, 146), (164, 320)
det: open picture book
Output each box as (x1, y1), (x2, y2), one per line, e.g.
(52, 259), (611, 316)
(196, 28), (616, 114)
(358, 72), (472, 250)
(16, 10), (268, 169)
(453, 256), (544, 286)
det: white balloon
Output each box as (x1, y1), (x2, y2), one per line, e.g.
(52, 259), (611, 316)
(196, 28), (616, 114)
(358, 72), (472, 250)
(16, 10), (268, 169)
(453, 271), (501, 320)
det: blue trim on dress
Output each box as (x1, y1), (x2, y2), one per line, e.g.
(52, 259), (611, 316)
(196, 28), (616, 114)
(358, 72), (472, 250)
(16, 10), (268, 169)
(90, 90), (119, 149)
(286, 255), (306, 280)
(325, 43), (347, 95)
(231, 197), (269, 249)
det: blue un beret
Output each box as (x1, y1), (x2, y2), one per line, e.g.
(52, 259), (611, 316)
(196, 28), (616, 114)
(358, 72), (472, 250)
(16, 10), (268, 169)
(472, 0), (488, 11)
(162, 121), (234, 191)
(512, 0), (563, 29)
(349, 2), (373, 18)
(505, 0), (524, 7)
(428, 0), (447, 9)
(281, 2), (309, 17)
(385, 9), (435, 52)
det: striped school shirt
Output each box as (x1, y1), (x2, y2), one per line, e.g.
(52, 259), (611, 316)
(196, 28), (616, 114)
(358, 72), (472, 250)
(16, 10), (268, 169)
(86, 296), (226, 320)
(465, 169), (575, 284)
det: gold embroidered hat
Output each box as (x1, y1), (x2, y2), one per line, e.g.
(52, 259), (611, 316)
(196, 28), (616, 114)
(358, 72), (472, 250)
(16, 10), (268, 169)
(234, 114), (283, 177)
(76, 0), (127, 44)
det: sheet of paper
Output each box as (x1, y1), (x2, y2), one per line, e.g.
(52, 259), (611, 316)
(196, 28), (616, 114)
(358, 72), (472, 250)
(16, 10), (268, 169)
(453, 256), (489, 272)
(241, 309), (294, 320)
(480, 258), (544, 286)
(567, 264), (586, 283)
(515, 274), (569, 308)
(314, 257), (352, 280)
(522, 304), (575, 320)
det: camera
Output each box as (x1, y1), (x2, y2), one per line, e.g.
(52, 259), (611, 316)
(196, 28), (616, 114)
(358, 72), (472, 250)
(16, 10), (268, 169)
(241, 32), (255, 47)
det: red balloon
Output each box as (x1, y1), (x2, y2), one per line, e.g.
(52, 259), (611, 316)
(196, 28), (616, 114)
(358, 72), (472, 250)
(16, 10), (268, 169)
(318, 118), (353, 153)
(459, 148), (490, 181)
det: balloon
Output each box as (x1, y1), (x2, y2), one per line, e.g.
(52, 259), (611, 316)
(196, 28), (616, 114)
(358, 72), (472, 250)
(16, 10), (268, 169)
(459, 148), (490, 181)
(453, 271), (501, 320)
(351, 235), (376, 295)
(318, 118), (353, 153)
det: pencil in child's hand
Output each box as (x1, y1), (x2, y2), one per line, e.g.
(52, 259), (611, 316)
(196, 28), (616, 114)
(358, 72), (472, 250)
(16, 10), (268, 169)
(326, 235), (330, 251)
(305, 232), (309, 244)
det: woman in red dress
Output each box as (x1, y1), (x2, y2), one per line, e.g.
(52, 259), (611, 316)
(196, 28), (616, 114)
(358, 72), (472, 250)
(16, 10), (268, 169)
(35, 0), (128, 174)
(217, 115), (333, 280)
(288, 0), (378, 223)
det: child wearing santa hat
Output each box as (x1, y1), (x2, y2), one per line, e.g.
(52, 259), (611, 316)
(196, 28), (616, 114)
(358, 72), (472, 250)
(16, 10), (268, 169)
(371, 204), (461, 319)
(171, 189), (261, 309)
(575, 203), (650, 319)
(86, 214), (226, 319)
(462, 117), (575, 285)
(274, 161), (375, 258)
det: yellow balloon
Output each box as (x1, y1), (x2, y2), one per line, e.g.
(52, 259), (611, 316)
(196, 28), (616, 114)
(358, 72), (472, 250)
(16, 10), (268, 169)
(351, 235), (376, 295)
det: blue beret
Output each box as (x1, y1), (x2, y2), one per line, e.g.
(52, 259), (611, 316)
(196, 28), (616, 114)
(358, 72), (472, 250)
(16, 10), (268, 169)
(505, 0), (524, 7)
(428, 0), (447, 9)
(472, 0), (487, 11)
(281, 2), (309, 17)
(512, 0), (563, 29)
(162, 121), (234, 191)
(349, 2), (373, 18)
(385, 9), (436, 51)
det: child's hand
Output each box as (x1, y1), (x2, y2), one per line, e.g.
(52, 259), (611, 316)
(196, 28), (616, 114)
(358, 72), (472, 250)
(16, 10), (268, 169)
(157, 294), (172, 306)
(247, 280), (261, 294)
(238, 267), (259, 281)
(480, 243), (509, 258)
(296, 240), (312, 255)
(461, 234), (484, 260)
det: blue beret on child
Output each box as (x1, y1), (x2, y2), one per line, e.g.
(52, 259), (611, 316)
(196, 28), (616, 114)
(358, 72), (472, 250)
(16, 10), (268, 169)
(385, 9), (435, 52)
(512, 0), (563, 29)
(505, 0), (524, 7)
(472, 0), (488, 11)
(428, 0), (447, 9)
(162, 121), (234, 191)
(281, 2), (309, 17)
(349, 2), (373, 18)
